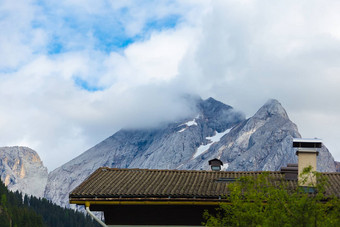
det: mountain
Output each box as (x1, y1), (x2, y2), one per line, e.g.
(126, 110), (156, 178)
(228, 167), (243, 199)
(0, 146), (48, 198)
(44, 98), (337, 208)
(335, 161), (340, 172)
(0, 178), (100, 227)
(179, 99), (335, 172)
(44, 97), (245, 207)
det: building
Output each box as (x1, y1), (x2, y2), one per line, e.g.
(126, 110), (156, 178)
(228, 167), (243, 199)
(69, 139), (340, 226)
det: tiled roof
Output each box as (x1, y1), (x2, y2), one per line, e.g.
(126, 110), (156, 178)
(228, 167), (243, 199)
(69, 167), (340, 202)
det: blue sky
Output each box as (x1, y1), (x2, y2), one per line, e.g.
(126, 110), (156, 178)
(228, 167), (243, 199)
(1, 0), (340, 170)
(22, 0), (184, 91)
(43, 7), (181, 56)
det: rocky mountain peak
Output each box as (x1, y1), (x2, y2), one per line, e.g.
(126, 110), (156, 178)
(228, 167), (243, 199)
(44, 97), (336, 208)
(199, 97), (245, 133)
(200, 97), (232, 112)
(253, 99), (289, 120)
(0, 146), (48, 198)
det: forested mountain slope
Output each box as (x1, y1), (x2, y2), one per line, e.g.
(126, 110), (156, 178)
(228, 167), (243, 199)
(0, 179), (99, 227)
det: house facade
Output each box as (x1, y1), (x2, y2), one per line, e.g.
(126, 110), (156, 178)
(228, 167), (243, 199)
(69, 167), (340, 226)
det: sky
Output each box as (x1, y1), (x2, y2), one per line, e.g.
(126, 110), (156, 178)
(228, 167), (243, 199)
(1, 0), (340, 171)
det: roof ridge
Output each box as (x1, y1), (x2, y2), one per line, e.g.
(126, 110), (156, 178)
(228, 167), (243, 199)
(99, 167), (340, 175)
(98, 167), (283, 174)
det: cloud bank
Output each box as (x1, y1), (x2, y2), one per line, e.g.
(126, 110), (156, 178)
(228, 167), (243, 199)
(1, 0), (340, 170)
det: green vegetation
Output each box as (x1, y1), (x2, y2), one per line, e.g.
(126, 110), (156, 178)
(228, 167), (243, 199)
(0, 179), (100, 227)
(204, 167), (340, 226)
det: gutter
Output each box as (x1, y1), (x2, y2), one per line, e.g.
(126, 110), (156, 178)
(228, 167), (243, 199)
(85, 202), (107, 227)
(71, 200), (223, 206)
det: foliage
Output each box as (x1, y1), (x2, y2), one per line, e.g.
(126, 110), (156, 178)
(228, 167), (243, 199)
(0, 180), (44, 227)
(0, 179), (100, 227)
(23, 194), (101, 227)
(203, 167), (340, 227)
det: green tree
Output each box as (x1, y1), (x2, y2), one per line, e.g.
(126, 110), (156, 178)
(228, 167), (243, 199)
(203, 167), (340, 227)
(0, 178), (100, 227)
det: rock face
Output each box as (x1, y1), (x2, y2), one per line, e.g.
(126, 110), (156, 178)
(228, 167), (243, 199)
(335, 161), (340, 172)
(0, 146), (48, 198)
(181, 99), (336, 172)
(44, 97), (245, 207)
(44, 98), (337, 208)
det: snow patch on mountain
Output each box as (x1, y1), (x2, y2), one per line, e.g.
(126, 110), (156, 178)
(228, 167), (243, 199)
(178, 116), (199, 133)
(221, 163), (229, 170)
(193, 129), (231, 158)
(184, 119), (198, 127)
(178, 128), (186, 133)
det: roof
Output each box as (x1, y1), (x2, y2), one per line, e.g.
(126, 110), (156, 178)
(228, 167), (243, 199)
(293, 138), (322, 148)
(69, 167), (340, 204)
(293, 138), (323, 143)
(208, 158), (223, 166)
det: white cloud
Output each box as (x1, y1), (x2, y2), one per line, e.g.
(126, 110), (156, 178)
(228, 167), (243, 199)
(0, 0), (203, 170)
(99, 27), (197, 88)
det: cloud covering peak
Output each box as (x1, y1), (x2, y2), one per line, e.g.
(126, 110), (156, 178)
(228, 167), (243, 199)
(1, 0), (340, 170)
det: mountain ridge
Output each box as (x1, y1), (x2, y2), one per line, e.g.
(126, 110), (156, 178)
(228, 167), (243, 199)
(44, 97), (336, 208)
(0, 98), (336, 208)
